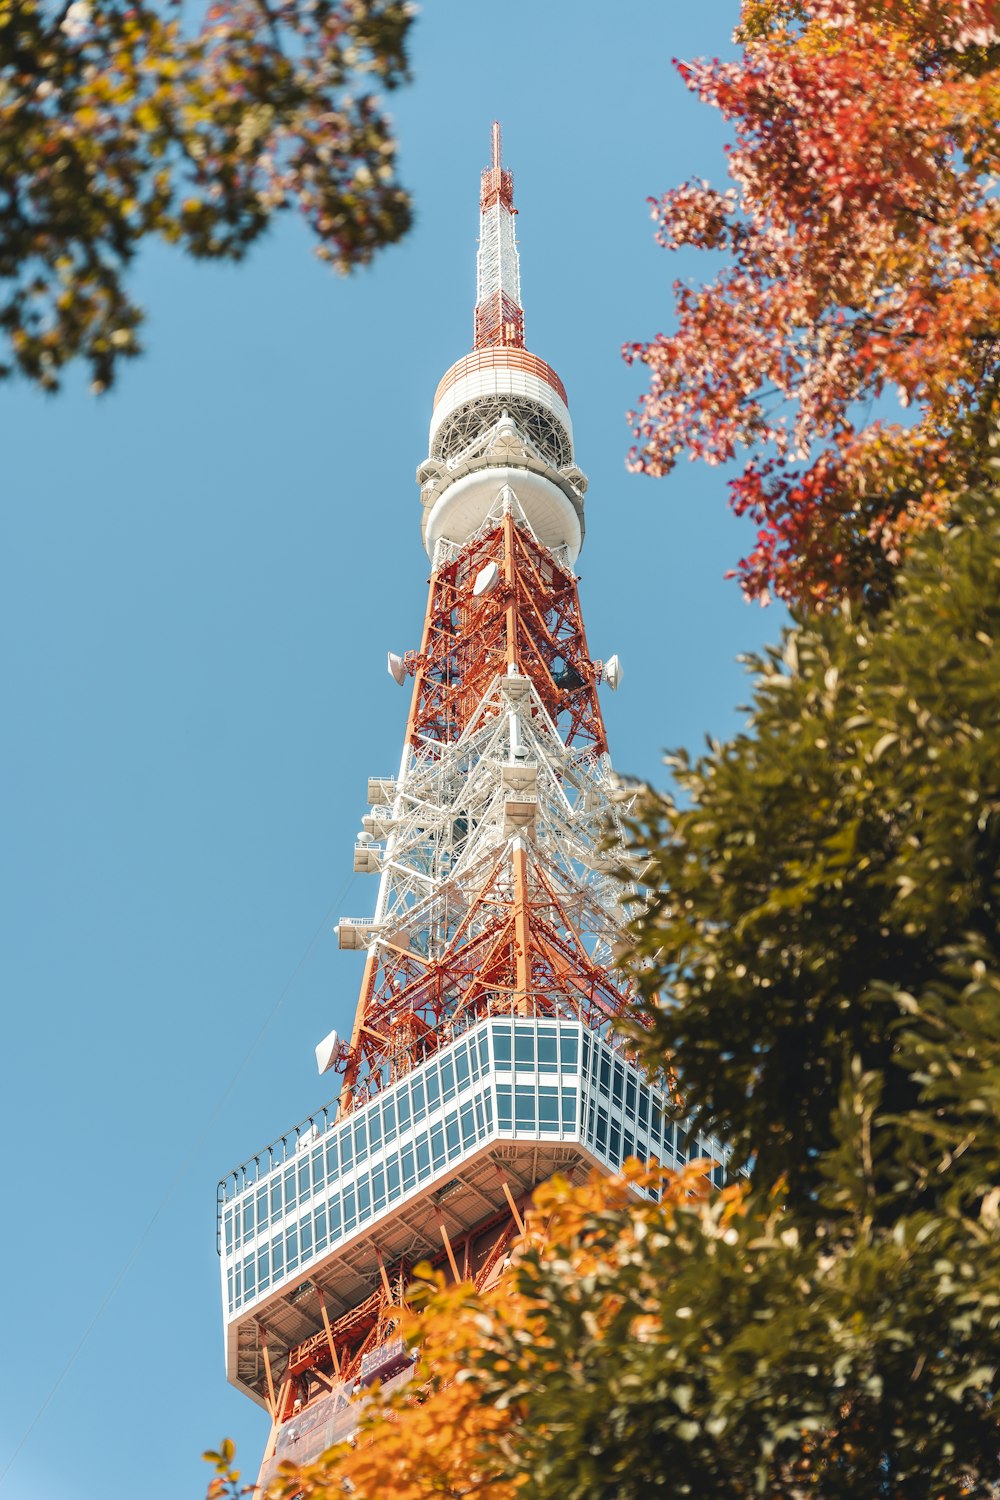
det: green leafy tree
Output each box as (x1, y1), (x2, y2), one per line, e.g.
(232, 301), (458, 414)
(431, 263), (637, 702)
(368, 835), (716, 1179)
(0, 0), (413, 391)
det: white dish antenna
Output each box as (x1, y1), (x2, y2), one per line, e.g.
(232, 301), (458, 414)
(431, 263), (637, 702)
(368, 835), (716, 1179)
(604, 654), (623, 692)
(315, 1027), (344, 1075)
(473, 561), (500, 597)
(387, 651), (406, 686)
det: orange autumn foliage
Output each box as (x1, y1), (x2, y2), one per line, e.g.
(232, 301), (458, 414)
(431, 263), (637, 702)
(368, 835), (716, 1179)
(207, 1162), (732, 1500)
(626, 0), (1000, 605)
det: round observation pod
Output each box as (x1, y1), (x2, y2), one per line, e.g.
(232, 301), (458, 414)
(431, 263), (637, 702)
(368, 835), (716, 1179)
(430, 348), (573, 468)
(419, 347), (586, 561)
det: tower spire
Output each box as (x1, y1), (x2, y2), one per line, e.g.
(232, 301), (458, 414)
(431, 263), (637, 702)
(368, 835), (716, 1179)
(475, 120), (524, 349)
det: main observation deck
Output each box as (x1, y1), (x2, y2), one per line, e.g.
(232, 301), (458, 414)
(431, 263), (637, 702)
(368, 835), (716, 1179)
(218, 1014), (728, 1406)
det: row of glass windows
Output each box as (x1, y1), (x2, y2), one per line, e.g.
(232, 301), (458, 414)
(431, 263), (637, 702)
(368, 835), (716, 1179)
(225, 1021), (591, 1252)
(227, 1090), (495, 1312)
(491, 1022), (580, 1073)
(495, 1083), (578, 1134)
(225, 1030), (496, 1250)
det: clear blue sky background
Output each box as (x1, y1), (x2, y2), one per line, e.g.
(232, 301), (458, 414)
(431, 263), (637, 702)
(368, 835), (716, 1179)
(1, 4), (785, 1496)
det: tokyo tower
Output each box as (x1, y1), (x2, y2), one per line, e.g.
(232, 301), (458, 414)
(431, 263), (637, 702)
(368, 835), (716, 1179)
(216, 124), (724, 1488)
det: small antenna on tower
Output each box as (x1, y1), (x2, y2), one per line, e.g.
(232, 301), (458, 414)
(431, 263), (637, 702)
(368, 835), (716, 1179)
(491, 120), (502, 173)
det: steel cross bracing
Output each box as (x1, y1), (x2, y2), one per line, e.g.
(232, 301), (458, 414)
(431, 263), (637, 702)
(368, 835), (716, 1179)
(338, 497), (638, 1112)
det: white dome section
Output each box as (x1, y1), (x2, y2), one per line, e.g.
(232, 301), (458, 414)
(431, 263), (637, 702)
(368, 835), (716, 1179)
(424, 468), (583, 561)
(430, 353), (573, 459)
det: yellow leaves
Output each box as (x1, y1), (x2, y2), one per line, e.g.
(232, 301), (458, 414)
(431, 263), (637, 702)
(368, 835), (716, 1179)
(134, 101), (159, 133)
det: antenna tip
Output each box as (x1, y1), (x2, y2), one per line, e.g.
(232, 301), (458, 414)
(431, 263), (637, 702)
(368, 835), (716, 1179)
(491, 120), (502, 172)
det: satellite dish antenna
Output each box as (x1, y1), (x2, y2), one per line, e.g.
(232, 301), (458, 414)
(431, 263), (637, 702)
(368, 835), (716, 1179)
(473, 561), (500, 597)
(315, 1027), (343, 1076)
(604, 654), (623, 692)
(387, 651), (406, 686)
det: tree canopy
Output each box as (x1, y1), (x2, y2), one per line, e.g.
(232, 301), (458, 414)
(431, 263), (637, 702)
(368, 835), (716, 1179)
(626, 0), (1000, 606)
(0, 0), (412, 391)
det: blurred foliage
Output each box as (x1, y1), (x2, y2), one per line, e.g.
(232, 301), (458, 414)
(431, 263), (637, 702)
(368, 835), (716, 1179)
(207, 476), (1000, 1497)
(0, 0), (413, 390)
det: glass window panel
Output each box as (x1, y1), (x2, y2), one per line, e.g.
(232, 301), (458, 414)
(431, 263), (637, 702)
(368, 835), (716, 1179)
(342, 1186), (357, 1231)
(497, 1085), (512, 1130)
(354, 1119), (368, 1159)
(483, 1091), (494, 1129)
(596, 1106), (609, 1150)
(387, 1159), (401, 1200)
(537, 1031), (558, 1072)
(613, 1060), (625, 1106)
(475, 1096), (486, 1134)
(625, 1078), (637, 1119)
(256, 1185), (268, 1221)
(460, 1100), (476, 1149)
(514, 1027), (535, 1067)
(314, 1205), (328, 1253)
(440, 1057), (456, 1101)
(329, 1200), (342, 1239)
(325, 1138), (339, 1178)
(455, 1047), (470, 1088)
(493, 1026), (512, 1066)
(271, 1182), (283, 1224)
(416, 1137), (431, 1177)
(426, 1066), (441, 1110)
(430, 1122), (446, 1169)
(371, 1166), (386, 1212)
(225, 1213), (234, 1253)
(637, 1088), (650, 1129)
(401, 1144), (416, 1190)
(411, 1078), (426, 1119)
(242, 1199), (255, 1238)
(298, 1162), (311, 1203)
(445, 1113), (462, 1158)
(285, 1226), (298, 1264)
(599, 1054), (612, 1095)
(515, 1085), (536, 1130)
(357, 1178), (371, 1218)
(397, 1089), (411, 1130)
(383, 1098), (397, 1144)
(368, 1109), (382, 1151)
(610, 1119), (622, 1162)
(478, 1031), (490, 1068)
(560, 1032), (579, 1069)
(244, 1258), (256, 1295)
(272, 1238), (284, 1277)
(538, 1085), (559, 1124)
(561, 1087), (577, 1130)
(301, 1219), (313, 1257)
(623, 1130), (636, 1162)
(340, 1130), (354, 1170)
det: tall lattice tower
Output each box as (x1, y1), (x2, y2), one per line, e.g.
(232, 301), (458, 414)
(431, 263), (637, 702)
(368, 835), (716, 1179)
(216, 125), (724, 1488)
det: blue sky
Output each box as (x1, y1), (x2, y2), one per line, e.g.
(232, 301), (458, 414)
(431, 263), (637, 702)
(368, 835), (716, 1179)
(0, 4), (783, 1496)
